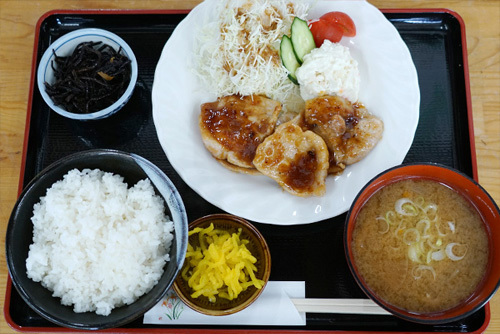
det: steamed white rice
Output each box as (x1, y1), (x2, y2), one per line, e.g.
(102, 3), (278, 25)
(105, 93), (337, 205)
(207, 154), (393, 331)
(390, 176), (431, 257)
(296, 40), (360, 103)
(26, 168), (174, 316)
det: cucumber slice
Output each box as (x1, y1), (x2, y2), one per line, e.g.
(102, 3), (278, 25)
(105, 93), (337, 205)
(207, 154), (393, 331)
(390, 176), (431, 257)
(290, 17), (316, 64)
(280, 35), (300, 84)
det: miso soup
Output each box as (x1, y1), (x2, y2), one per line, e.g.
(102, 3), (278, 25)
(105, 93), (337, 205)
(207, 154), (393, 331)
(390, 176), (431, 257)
(352, 179), (489, 313)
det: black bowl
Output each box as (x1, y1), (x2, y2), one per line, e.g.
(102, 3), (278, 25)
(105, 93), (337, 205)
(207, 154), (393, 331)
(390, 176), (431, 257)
(5, 149), (188, 330)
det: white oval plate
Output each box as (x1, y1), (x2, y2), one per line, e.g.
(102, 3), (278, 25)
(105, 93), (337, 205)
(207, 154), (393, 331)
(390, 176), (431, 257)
(152, 0), (420, 225)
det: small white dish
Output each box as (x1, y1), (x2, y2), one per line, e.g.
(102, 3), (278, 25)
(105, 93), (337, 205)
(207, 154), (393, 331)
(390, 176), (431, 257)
(37, 28), (138, 120)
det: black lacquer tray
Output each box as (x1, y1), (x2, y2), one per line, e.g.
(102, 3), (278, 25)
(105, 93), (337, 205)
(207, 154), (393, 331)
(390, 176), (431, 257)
(5, 8), (488, 333)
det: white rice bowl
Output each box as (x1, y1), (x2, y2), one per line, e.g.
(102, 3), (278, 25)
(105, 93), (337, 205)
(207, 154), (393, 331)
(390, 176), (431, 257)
(25, 168), (174, 316)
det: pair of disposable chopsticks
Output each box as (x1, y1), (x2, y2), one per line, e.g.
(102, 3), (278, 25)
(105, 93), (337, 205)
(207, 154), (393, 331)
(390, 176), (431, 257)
(290, 298), (392, 315)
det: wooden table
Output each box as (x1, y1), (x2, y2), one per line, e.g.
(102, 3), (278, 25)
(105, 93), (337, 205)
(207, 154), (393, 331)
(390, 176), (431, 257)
(1, 0), (498, 333)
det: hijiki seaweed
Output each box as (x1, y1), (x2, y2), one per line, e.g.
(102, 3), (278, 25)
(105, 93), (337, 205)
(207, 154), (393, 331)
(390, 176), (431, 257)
(44, 41), (131, 114)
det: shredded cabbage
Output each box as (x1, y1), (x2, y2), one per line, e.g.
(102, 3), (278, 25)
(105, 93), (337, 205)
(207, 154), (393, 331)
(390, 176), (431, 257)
(193, 0), (310, 112)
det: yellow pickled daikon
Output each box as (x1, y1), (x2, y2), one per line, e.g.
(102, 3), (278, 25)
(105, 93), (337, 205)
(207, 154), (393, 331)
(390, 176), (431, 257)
(181, 223), (264, 302)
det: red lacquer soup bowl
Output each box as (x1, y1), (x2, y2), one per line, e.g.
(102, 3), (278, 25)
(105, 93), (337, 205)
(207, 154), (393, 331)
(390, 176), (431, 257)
(344, 163), (500, 324)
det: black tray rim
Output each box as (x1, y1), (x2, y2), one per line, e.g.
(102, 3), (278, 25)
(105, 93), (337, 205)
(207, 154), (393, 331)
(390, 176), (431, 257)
(3, 7), (486, 334)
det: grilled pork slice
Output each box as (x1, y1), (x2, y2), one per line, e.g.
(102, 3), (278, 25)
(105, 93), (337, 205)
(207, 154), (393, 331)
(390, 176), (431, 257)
(302, 95), (384, 174)
(253, 122), (329, 197)
(199, 95), (282, 171)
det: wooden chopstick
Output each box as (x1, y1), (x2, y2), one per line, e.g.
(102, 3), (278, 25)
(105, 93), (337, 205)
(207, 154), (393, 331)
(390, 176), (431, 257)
(290, 298), (392, 315)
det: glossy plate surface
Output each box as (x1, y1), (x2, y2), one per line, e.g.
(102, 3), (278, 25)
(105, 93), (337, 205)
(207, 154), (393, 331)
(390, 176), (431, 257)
(152, 0), (420, 225)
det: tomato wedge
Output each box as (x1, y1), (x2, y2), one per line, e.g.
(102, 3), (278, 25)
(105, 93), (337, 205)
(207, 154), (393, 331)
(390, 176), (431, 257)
(320, 11), (356, 37)
(308, 19), (343, 47)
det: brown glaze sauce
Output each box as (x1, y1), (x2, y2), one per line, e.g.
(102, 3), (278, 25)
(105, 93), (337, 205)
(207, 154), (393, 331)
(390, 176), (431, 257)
(280, 150), (318, 192)
(305, 96), (354, 120)
(201, 100), (270, 165)
(303, 96), (366, 171)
